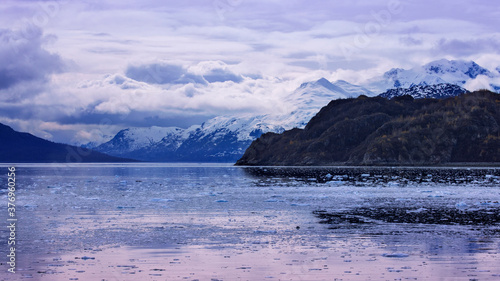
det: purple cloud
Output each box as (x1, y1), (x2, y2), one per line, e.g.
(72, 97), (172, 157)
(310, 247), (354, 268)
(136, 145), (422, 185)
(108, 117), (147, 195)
(125, 62), (244, 85)
(434, 38), (500, 56)
(125, 63), (206, 85)
(0, 26), (64, 98)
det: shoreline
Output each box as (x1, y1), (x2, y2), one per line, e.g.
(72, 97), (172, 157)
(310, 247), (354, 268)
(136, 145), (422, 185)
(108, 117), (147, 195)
(235, 162), (500, 168)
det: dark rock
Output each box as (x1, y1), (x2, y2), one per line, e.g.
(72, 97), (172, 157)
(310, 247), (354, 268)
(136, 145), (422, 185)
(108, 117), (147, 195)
(314, 206), (500, 226)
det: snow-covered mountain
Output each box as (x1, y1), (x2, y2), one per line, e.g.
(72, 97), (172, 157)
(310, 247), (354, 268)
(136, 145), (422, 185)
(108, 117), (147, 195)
(94, 78), (372, 162)
(96, 126), (191, 156)
(378, 84), (469, 100)
(93, 59), (500, 162)
(367, 59), (500, 93)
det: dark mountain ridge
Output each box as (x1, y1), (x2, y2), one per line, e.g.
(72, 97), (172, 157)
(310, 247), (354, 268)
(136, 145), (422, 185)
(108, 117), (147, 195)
(0, 123), (136, 163)
(378, 83), (469, 100)
(236, 90), (500, 166)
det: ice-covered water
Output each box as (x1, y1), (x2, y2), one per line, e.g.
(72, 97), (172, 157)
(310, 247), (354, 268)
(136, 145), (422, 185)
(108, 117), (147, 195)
(1, 164), (500, 280)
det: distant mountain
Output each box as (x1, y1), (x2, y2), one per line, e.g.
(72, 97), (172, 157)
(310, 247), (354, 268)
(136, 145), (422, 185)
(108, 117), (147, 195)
(94, 126), (188, 156)
(0, 123), (135, 163)
(367, 59), (500, 93)
(100, 116), (286, 162)
(236, 90), (500, 166)
(94, 78), (373, 162)
(379, 83), (469, 99)
(92, 59), (499, 163)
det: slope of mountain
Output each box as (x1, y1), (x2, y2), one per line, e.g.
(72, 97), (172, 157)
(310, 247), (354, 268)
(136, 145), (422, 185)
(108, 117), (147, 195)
(95, 78), (372, 162)
(367, 59), (500, 92)
(379, 83), (469, 99)
(332, 80), (374, 97)
(281, 78), (374, 128)
(95, 126), (187, 156)
(0, 123), (135, 163)
(236, 90), (500, 166)
(109, 116), (287, 162)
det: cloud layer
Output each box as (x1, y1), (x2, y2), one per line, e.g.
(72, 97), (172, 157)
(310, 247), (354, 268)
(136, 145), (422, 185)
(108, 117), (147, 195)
(125, 61), (244, 85)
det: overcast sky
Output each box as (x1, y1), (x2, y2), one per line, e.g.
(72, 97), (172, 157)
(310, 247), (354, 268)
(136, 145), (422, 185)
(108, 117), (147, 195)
(1, 0), (500, 144)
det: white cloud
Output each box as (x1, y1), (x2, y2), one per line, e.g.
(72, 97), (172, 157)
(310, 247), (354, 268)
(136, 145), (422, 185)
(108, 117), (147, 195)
(464, 75), (496, 92)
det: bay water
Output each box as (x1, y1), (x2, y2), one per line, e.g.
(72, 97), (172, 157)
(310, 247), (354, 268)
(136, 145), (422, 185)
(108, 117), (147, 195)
(1, 164), (500, 280)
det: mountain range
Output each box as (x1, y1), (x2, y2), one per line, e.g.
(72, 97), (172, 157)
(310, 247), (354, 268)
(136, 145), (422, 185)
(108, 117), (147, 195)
(89, 59), (500, 162)
(3, 59), (498, 163)
(367, 59), (500, 92)
(93, 78), (373, 162)
(0, 123), (135, 163)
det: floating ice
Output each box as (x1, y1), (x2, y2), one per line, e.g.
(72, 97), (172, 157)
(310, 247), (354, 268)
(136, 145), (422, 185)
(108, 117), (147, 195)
(150, 198), (175, 202)
(382, 253), (409, 258)
(23, 204), (38, 209)
(406, 207), (427, 213)
(79, 256), (95, 260)
(477, 201), (500, 206)
(254, 230), (277, 234)
(326, 180), (343, 186)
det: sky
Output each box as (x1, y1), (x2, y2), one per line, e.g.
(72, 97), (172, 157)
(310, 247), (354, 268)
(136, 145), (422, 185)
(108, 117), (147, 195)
(1, 0), (500, 144)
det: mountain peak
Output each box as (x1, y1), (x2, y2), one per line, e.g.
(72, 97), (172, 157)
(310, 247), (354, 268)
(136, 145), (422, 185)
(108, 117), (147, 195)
(315, 77), (332, 85)
(383, 68), (405, 79)
(368, 59), (499, 93)
(423, 59), (491, 78)
(299, 77), (334, 90)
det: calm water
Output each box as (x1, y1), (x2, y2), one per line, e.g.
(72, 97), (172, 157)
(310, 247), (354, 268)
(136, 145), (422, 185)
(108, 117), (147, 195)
(1, 164), (500, 280)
